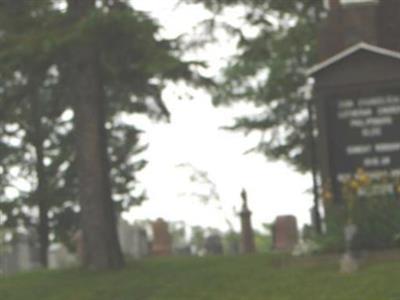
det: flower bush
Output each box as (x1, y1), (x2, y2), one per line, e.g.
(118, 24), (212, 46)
(317, 169), (400, 252)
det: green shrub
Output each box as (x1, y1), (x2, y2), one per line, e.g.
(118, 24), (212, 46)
(316, 173), (400, 252)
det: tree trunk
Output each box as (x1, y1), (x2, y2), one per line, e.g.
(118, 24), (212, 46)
(29, 70), (49, 268)
(32, 96), (49, 268)
(66, 0), (124, 270)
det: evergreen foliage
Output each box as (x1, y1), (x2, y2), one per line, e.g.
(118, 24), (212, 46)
(0, 0), (206, 269)
(184, 0), (326, 171)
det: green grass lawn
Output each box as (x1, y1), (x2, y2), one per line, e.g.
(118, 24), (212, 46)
(1, 254), (400, 300)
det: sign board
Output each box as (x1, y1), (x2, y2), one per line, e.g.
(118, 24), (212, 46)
(326, 94), (400, 184)
(310, 43), (400, 202)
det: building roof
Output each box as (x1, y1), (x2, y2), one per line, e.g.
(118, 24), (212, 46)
(308, 42), (400, 76)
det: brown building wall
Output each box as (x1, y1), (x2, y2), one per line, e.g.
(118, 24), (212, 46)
(319, 0), (400, 60)
(377, 0), (400, 51)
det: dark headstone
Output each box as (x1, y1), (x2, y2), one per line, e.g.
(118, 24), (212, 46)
(225, 231), (240, 255)
(204, 234), (223, 255)
(174, 246), (192, 256)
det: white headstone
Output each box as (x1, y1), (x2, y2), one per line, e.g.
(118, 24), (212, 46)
(118, 219), (149, 259)
(48, 244), (78, 269)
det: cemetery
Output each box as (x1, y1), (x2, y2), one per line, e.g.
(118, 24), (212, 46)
(2, 0), (400, 299)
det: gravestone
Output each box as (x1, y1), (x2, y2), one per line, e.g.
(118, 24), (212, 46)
(151, 218), (172, 256)
(204, 234), (223, 255)
(48, 244), (77, 269)
(0, 231), (40, 275)
(174, 245), (192, 256)
(273, 215), (299, 252)
(118, 219), (149, 259)
(340, 224), (359, 273)
(130, 226), (149, 259)
(169, 221), (190, 256)
(12, 233), (32, 271)
(225, 231), (240, 255)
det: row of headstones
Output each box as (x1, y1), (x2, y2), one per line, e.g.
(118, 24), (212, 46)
(0, 230), (77, 275)
(148, 218), (236, 256)
(134, 216), (300, 257)
(0, 230), (41, 275)
(0, 219), (189, 275)
(119, 218), (228, 257)
(0, 215), (299, 275)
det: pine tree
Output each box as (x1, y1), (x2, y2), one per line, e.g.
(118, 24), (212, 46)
(184, 0), (325, 171)
(0, 0), (207, 270)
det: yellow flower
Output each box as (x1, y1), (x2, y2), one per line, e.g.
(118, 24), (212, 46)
(358, 174), (370, 186)
(350, 179), (359, 191)
(323, 190), (333, 203)
(355, 168), (370, 186)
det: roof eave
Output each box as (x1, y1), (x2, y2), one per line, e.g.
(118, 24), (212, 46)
(307, 42), (400, 77)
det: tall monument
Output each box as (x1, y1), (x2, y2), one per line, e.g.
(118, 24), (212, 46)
(239, 189), (255, 254)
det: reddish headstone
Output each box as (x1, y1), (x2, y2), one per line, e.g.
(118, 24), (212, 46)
(151, 218), (172, 256)
(328, 0), (340, 10)
(273, 215), (299, 252)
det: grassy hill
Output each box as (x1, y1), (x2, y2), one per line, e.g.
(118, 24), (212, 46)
(1, 254), (400, 300)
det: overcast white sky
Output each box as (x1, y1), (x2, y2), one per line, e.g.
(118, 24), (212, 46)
(124, 0), (313, 232)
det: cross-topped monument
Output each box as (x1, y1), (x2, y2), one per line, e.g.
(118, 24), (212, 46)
(239, 189), (255, 254)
